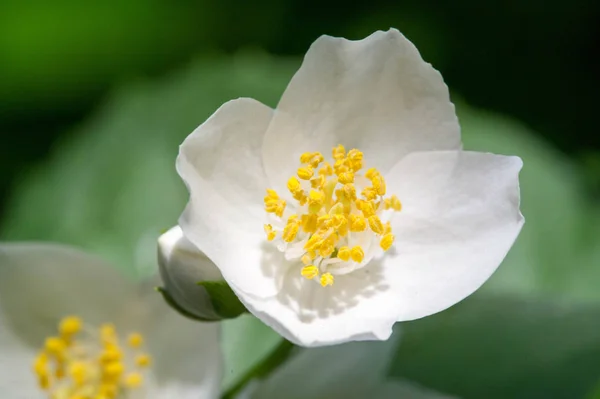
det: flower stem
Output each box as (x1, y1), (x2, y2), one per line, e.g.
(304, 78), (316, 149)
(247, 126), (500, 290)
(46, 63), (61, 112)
(221, 338), (296, 399)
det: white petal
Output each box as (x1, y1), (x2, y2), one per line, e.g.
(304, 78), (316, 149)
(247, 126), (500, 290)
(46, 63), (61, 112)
(251, 329), (401, 398)
(383, 150), (524, 321)
(0, 242), (133, 339)
(130, 278), (222, 399)
(0, 243), (133, 397)
(0, 312), (43, 398)
(262, 28), (461, 193)
(177, 98), (280, 298)
(157, 225), (223, 320)
(233, 253), (401, 347)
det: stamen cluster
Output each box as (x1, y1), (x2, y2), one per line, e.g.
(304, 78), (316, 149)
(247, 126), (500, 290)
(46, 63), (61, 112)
(264, 145), (401, 287)
(33, 316), (152, 399)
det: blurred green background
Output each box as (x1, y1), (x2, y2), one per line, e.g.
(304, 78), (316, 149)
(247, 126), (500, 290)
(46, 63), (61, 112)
(1, 0), (599, 398)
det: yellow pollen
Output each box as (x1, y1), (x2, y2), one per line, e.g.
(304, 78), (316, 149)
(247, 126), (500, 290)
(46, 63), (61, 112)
(135, 354), (152, 368)
(383, 221), (392, 235)
(263, 224), (276, 241)
(282, 219), (300, 242)
(301, 214), (318, 233)
(301, 265), (319, 280)
(124, 372), (143, 388)
(310, 174), (326, 189)
(100, 344), (122, 363)
(365, 168), (378, 179)
(349, 214), (367, 232)
(319, 162), (333, 176)
(263, 145), (402, 287)
(380, 234), (395, 251)
(320, 273), (334, 287)
(350, 246), (365, 263)
(368, 215), (384, 235)
(337, 246), (351, 261)
(127, 333), (143, 348)
(332, 144), (346, 160)
(34, 316), (150, 398)
(372, 175), (386, 196)
(300, 152), (314, 163)
(338, 172), (354, 184)
(287, 176), (301, 193)
(59, 316), (82, 337)
(45, 337), (67, 355)
(297, 166), (314, 180)
(384, 194), (402, 211)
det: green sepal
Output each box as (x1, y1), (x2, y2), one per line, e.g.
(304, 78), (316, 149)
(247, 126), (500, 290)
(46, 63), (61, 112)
(155, 286), (220, 322)
(197, 280), (248, 319)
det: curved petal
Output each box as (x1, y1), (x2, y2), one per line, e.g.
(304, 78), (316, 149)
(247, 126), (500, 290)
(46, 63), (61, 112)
(0, 243), (134, 346)
(177, 98), (280, 298)
(262, 28), (461, 193)
(129, 277), (222, 399)
(233, 253), (401, 347)
(0, 312), (43, 398)
(383, 150), (524, 321)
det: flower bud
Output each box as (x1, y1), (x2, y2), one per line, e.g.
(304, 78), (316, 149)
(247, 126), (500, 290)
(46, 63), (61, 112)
(157, 225), (227, 321)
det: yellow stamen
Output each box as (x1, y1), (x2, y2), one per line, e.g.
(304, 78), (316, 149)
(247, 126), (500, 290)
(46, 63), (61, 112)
(124, 372), (143, 389)
(34, 316), (151, 398)
(127, 333), (143, 348)
(263, 224), (276, 241)
(320, 273), (334, 287)
(262, 145), (401, 287)
(338, 172), (354, 184)
(380, 234), (395, 251)
(287, 176), (301, 193)
(372, 175), (386, 196)
(59, 316), (82, 337)
(368, 215), (384, 235)
(135, 354), (152, 368)
(297, 166), (314, 180)
(301, 265), (319, 280)
(282, 219), (300, 242)
(337, 246), (351, 261)
(350, 246), (365, 263)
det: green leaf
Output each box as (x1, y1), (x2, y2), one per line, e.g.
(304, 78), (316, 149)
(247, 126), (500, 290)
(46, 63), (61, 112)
(220, 314), (282, 391)
(389, 295), (600, 399)
(457, 102), (600, 303)
(0, 54), (297, 278)
(197, 280), (247, 319)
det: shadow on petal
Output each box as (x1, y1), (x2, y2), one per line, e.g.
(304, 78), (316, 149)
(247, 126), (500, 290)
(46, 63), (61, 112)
(259, 242), (389, 324)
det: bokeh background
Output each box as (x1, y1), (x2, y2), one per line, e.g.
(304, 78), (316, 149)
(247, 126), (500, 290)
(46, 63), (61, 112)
(1, 1), (599, 398)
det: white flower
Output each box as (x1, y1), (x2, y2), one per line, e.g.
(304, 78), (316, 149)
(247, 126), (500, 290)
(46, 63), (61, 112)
(0, 242), (222, 399)
(175, 28), (524, 347)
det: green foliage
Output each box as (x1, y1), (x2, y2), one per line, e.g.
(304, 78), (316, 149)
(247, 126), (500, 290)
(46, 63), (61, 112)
(458, 103), (599, 302)
(389, 295), (600, 399)
(198, 281), (247, 319)
(0, 54), (297, 277)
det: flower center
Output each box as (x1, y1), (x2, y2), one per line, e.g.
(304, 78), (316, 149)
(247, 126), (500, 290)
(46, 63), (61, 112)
(263, 145), (401, 287)
(33, 316), (152, 399)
